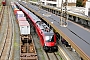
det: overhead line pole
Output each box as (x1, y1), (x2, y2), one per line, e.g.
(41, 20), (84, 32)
(64, 0), (68, 26)
(60, 0), (63, 27)
(60, 0), (68, 27)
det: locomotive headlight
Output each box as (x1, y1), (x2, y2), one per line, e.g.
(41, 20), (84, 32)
(45, 43), (47, 46)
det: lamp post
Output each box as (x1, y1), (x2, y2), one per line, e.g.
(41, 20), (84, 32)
(60, 0), (68, 27)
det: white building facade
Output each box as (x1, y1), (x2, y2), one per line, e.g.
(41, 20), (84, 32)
(85, 1), (90, 16)
(40, 0), (77, 7)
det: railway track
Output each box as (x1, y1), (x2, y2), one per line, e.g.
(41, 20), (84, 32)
(0, 6), (4, 28)
(46, 52), (60, 60)
(0, 6), (13, 60)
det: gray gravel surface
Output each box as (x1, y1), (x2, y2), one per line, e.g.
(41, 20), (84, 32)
(0, 8), (8, 44)
(31, 26), (46, 60)
(10, 8), (20, 60)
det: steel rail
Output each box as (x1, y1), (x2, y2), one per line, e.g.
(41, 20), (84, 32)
(0, 6), (13, 60)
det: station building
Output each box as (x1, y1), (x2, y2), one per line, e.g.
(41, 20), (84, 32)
(40, 0), (77, 7)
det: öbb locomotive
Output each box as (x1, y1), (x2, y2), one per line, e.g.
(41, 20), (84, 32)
(2, 0), (6, 6)
(15, 2), (58, 52)
(36, 20), (58, 52)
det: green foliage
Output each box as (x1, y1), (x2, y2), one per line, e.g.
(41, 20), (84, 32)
(76, 0), (83, 7)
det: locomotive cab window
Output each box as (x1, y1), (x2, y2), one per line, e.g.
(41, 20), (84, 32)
(45, 35), (54, 42)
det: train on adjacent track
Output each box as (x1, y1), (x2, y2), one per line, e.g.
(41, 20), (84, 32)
(15, 2), (58, 52)
(11, 2), (38, 60)
(2, 0), (6, 6)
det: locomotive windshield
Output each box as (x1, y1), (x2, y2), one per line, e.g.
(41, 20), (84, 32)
(45, 35), (54, 42)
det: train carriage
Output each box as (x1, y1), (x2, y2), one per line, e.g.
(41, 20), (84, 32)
(17, 17), (26, 23)
(18, 21), (31, 43)
(16, 11), (24, 19)
(14, 8), (20, 15)
(17, 17), (26, 21)
(11, 2), (38, 60)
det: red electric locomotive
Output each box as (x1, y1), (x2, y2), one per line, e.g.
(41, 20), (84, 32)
(2, 0), (6, 6)
(36, 21), (58, 52)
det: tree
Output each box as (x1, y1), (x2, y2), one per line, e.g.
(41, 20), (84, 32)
(76, 0), (83, 7)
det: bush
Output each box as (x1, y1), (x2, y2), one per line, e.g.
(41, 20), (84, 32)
(76, 0), (83, 7)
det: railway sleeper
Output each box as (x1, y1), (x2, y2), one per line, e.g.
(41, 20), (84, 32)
(21, 35), (32, 43)
(21, 43), (37, 60)
(20, 53), (37, 60)
(21, 43), (35, 53)
(21, 45), (26, 53)
(29, 44), (35, 53)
